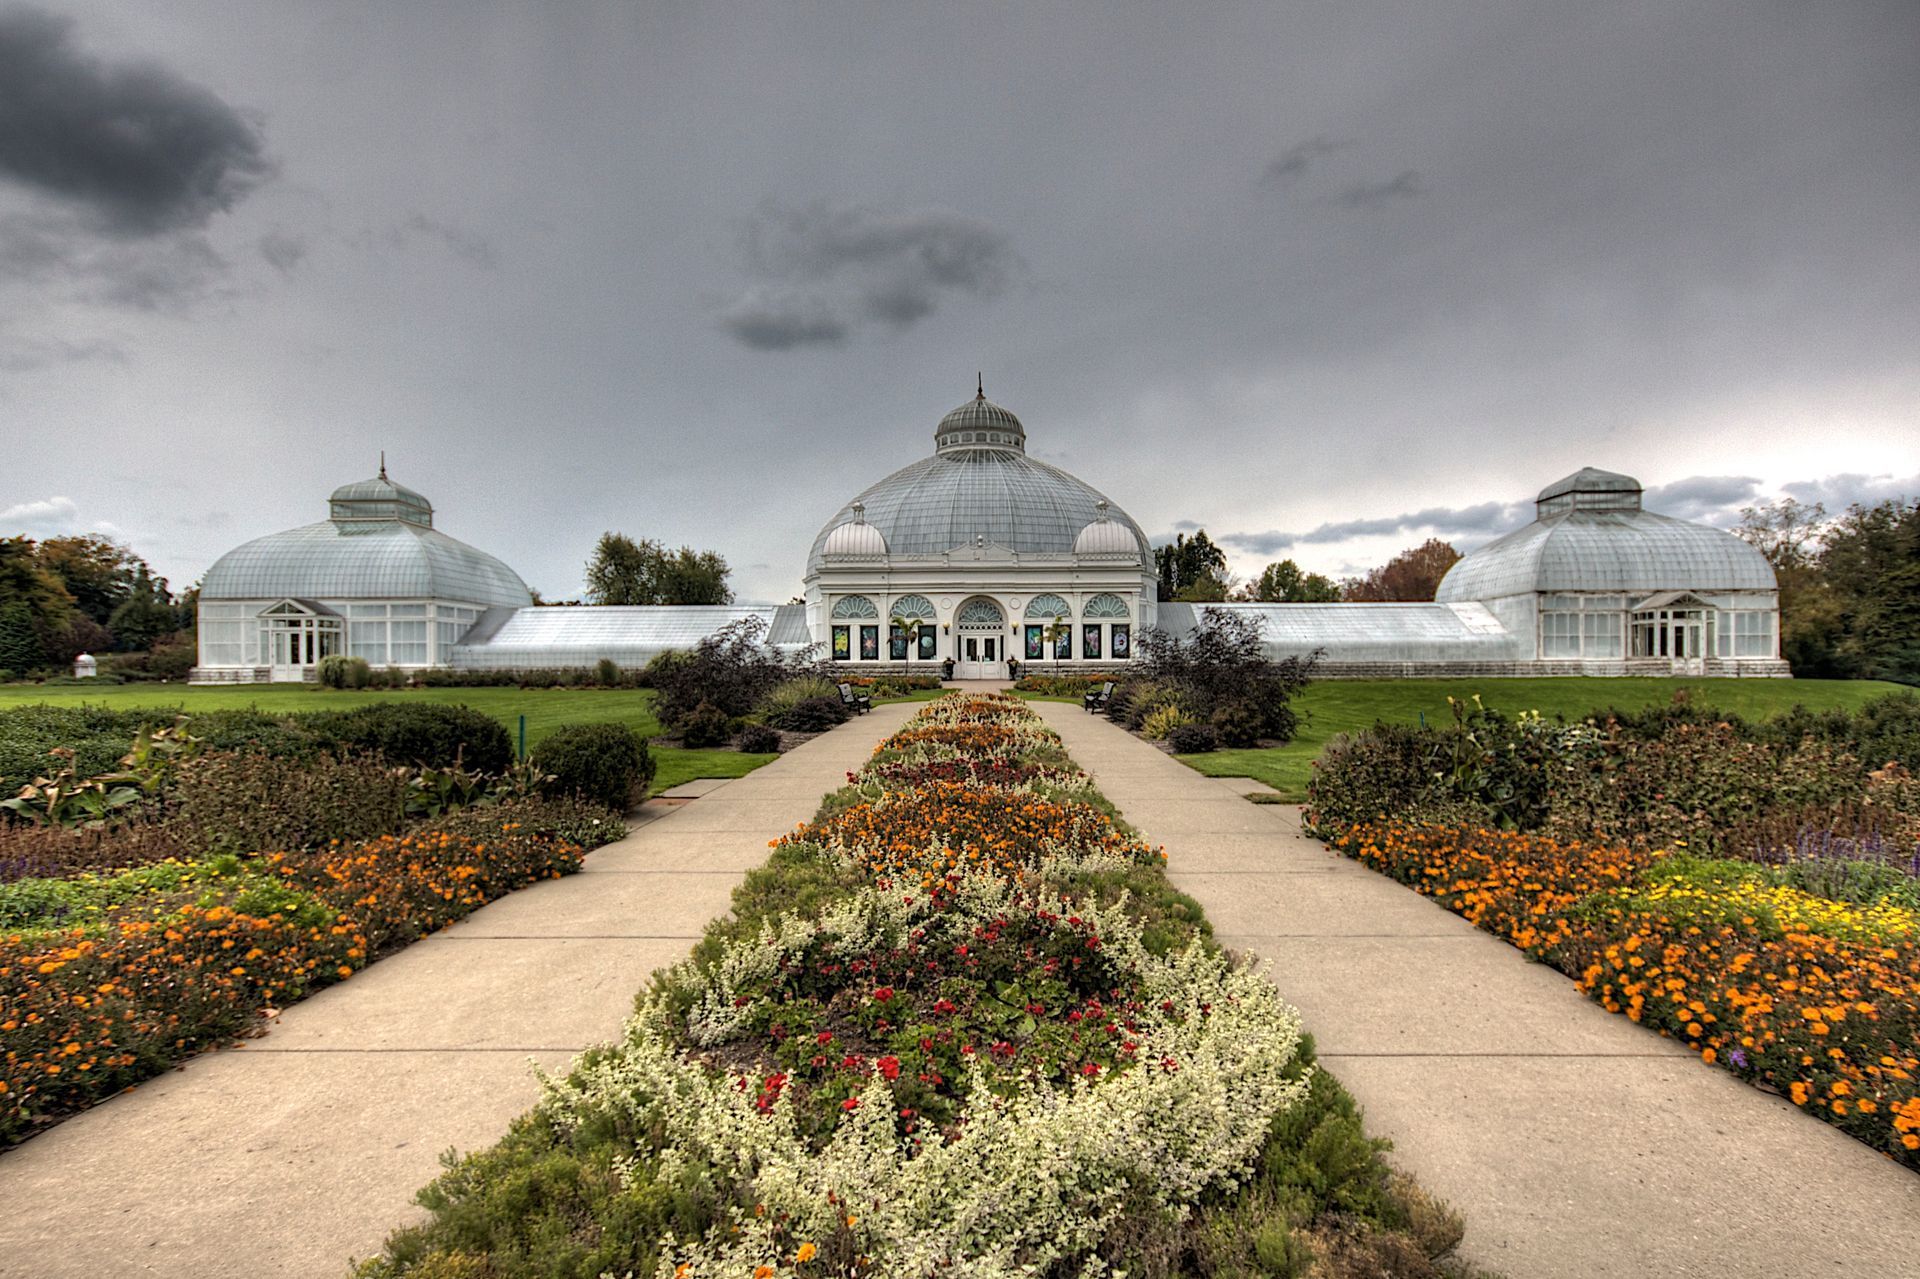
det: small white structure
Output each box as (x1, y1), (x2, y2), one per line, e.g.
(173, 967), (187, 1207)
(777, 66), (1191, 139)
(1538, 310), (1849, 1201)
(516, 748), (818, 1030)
(72, 653), (97, 679)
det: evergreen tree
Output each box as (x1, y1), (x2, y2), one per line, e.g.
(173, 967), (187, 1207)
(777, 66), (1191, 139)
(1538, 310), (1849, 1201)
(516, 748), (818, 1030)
(1154, 530), (1228, 600)
(106, 565), (178, 651)
(0, 599), (44, 674)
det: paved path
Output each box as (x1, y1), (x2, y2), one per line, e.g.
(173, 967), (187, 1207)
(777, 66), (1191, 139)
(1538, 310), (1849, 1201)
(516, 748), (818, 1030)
(0, 704), (915, 1279)
(1032, 702), (1920, 1279)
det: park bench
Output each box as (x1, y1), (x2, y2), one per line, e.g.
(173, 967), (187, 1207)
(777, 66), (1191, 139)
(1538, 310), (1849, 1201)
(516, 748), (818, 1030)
(838, 682), (873, 714)
(1083, 680), (1115, 713)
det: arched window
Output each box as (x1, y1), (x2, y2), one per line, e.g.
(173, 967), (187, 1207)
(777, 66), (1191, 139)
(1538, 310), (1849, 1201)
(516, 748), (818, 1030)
(889, 594), (935, 620)
(958, 599), (1003, 625)
(1082, 593), (1129, 619)
(831, 595), (878, 619)
(1025, 593), (1072, 619)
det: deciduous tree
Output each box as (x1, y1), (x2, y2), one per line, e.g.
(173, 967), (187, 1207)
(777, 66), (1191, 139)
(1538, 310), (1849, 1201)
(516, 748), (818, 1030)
(1339, 539), (1461, 602)
(585, 533), (733, 605)
(1239, 559), (1340, 603)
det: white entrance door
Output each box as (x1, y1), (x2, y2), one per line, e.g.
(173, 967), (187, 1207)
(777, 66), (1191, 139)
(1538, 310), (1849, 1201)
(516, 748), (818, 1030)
(953, 598), (1006, 680)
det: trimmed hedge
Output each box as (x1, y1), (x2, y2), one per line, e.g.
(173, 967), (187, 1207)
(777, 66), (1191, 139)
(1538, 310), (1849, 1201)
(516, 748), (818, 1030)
(301, 703), (514, 773)
(532, 724), (654, 812)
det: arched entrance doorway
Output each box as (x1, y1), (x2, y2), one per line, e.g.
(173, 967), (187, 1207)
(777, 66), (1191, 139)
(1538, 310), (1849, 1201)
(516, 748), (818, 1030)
(953, 596), (1006, 680)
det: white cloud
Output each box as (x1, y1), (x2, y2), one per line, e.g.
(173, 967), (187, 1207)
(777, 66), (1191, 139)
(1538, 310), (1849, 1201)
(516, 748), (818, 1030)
(1, 494), (122, 538)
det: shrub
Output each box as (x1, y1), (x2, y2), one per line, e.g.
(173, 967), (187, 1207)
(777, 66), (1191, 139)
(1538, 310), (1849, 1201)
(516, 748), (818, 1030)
(305, 703), (514, 773)
(677, 700), (736, 748)
(532, 724), (653, 812)
(0, 706), (158, 787)
(734, 722), (782, 754)
(1168, 722), (1220, 753)
(1121, 682), (1182, 732)
(760, 674), (841, 720)
(165, 750), (411, 854)
(1210, 698), (1269, 748)
(594, 657), (621, 687)
(317, 654), (372, 689)
(652, 617), (818, 728)
(762, 691), (848, 733)
(1133, 608), (1316, 739)
(1140, 703), (1192, 741)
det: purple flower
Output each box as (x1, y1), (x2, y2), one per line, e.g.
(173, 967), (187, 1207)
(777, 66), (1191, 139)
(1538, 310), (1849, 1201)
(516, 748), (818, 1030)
(1727, 1048), (1748, 1070)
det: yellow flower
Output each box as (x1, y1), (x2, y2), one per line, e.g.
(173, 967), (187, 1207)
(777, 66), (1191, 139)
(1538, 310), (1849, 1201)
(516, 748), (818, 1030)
(796, 1242), (818, 1264)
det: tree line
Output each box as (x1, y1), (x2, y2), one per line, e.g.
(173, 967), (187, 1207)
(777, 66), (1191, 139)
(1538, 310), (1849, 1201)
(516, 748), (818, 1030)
(1154, 530), (1460, 603)
(1736, 496), (1919, 684)
(0, 536), (194, 678)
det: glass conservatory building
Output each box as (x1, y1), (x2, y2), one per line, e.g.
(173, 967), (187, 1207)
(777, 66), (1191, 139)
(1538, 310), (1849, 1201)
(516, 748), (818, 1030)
(192, 469), (533, 682)
(193, 396), (1784, 681)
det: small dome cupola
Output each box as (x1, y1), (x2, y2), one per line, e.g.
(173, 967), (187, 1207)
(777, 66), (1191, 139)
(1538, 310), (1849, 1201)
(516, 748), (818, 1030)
(1073, 498), (1138, 556)
(1535, 467), (1642, 519)
(934, 375), (1026, 456)
(821, 499), (889, 557)
(329, 456), (435, 528)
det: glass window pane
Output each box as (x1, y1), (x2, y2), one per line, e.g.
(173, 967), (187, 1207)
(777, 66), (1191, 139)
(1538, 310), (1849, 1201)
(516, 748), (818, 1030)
(1082, 624), (1102, 660)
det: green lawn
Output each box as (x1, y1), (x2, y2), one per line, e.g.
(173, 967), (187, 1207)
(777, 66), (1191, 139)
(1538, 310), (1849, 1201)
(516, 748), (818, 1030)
(1176, 676), (1911, 801)
(0, 683), (664, 748)
(0, 682), (962, 799)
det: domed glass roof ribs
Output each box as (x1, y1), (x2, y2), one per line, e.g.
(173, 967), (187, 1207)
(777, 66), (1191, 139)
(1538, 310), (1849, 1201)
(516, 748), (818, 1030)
(203, 470), (531, 607)
(1437, 469), (1775, 602)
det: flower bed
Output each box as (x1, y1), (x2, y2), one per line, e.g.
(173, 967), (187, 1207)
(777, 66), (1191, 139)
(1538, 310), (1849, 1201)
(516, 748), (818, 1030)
(1, 803), (602, 1146)
(1324, 820), (1920, 1168)
(361, 694), (1483, 1279)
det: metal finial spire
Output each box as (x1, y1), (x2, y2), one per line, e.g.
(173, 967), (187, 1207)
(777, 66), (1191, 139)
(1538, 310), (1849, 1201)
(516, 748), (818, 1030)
(378, 450), (387, 480)
(976, 372), (984, 401)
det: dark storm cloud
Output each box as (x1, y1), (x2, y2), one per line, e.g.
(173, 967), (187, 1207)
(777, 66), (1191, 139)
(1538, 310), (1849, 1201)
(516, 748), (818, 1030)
(1640, 474), (1763, 524)
(0, 329), (123, 372)
(1781, 471), (1920, 512)
(0, 206), (230, 311)
(1336, 170), (1425, 208)
(257, 229), (306, 274)
(1262, 136), (1346, 185)
(1220, 500), (1529, 555)
(720, 200), (1020, 348)
(719, 290), (850, 350)
(394, 214), (496, 269)
(0, 6), (271, 235)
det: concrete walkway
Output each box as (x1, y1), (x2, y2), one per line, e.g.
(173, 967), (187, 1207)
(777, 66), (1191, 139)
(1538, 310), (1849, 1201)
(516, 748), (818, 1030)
(1032, 702), (1920, 1279)
(0, 704), (916, 1279)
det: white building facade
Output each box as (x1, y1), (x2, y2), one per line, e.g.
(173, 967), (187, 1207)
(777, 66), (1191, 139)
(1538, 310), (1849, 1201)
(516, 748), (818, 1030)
(801, 389), (1157, 678)
(192, 394), (1785, 682)
(192, 470), (533, 683)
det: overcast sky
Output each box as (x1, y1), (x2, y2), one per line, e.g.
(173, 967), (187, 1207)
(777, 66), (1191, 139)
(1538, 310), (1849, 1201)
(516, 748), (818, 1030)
(2, 0), (1917, 603)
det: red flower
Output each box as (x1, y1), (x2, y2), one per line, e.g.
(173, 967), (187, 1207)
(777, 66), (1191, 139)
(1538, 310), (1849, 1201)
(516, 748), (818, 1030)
(877, 1055), (901, 1081)
(873, 986), (895, 1002)
(841, 1097), (860, 1111)
(816, 1031), (834, 1045)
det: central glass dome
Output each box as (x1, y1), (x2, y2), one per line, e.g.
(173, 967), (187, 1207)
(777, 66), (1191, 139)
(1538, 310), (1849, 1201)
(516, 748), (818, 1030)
(807, 389), (1150, 574)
